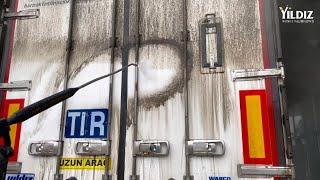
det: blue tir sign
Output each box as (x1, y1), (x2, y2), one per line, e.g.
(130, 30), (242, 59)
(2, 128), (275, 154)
(65, 109), (108, 138)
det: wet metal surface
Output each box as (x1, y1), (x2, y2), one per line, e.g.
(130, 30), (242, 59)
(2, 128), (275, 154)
(7, 0), (272, 179)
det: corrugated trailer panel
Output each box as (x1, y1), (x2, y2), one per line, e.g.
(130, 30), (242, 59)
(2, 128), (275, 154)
(1, 0), (285, 179)
(6, 0), (70, 178)
(61, 0), (115, 179)
(125, 0), (186, 179)
(123, 0), (276, 180)
(188, 0), (265, 178)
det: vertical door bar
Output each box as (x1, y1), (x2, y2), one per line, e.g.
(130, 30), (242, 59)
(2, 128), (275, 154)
(182, 0), (191, 179)
(54, 0), (76, 179)
(131, 0), (140, 178)
(104, 0), (118, 179)
(117, 0), (130, 179)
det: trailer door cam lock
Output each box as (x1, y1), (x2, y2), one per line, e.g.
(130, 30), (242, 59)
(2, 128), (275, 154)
(75, 140), (110, 156)
(28, 141), (62, 156)
(134, 140), (169, 156)
(187, 140), (225, 156)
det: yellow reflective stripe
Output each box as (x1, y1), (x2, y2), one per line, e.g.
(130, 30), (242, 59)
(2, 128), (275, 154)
(245, 95), (266, 158)
(8, 104), (20, 149)
(60, 157), (111, 170)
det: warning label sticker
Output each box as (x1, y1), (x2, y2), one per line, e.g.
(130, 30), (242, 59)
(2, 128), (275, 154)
(60, 157), (111, 170)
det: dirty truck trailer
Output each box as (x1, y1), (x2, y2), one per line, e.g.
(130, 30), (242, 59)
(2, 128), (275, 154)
(0, 0), (294, 180)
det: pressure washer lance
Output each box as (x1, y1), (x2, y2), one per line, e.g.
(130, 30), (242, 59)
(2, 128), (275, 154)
(0, 63), (137, 180)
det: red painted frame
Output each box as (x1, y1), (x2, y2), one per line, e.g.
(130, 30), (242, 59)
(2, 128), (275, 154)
(1, 99), (25, 161)
(0, 0), (21, 162)
(240, 90), (273, 164)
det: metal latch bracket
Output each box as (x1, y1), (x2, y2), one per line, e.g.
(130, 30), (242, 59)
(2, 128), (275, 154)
(75, 140), (110, 156)
(28, 140), (62, 156)
(133, 140), (169, 157)
(187, 139), (225, 156)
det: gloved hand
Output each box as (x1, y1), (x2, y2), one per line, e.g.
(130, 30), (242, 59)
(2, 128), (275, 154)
(0, 119), (11, 147)
(0, 119), (12, 180)
(0, 146), (13, 157)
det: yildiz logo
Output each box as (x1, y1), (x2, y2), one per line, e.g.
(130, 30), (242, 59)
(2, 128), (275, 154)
(279, 6), (314, 24)
(209, 177), (231, 180)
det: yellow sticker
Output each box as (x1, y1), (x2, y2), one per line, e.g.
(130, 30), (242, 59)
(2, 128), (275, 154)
(60, 157), (111, 170)
(8, 104), (21, 150)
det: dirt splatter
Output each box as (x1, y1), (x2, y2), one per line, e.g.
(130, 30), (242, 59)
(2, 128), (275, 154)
(68, 38), (193, 110)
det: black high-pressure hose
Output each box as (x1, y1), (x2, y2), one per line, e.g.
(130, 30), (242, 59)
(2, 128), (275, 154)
(5, 63), (137, 126)
(0, 63), (137, 179)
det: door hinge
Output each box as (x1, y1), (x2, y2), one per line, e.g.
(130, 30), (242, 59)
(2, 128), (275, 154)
(0, 80), (31, 91)
(4, 9), (39, 21)
(237, 164), (294, 178)
(232, 66), (285, 81)
(7, 162), (22, 174)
